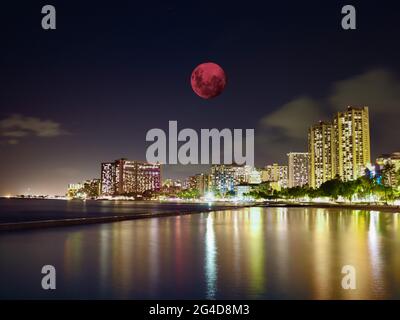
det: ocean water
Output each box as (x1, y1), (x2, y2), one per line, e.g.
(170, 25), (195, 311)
(0, 200), (400, 299)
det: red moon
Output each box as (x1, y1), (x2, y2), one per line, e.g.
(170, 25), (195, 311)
(190, 62), (227, 99)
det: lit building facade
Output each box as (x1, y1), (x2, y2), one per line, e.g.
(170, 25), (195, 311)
(308, 121), (334, 188)
(308, 107), (371, 187)
(67, 183), (84, 198)
(67, 179), (100, 199)
(211, 164), (246, 195)
(333, 106), (371, 181)
(101, 162), (115, 196)
(161, 179), (182, 197)
(243, 165), (262, 184)
(82, 179), (101, 198)
(287, 152), (309, 188)
(101, 159), (161, 196)
(263, 163), (288, 189)
(248, 169), (262, 184)
(136, 162), (162, 194)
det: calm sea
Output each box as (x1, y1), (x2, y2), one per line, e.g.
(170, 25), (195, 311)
(0, 199), (400, 299)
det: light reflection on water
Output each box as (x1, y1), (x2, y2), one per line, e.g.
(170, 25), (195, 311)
(205, 214), (217, 299)
(1, 207), (400, 299)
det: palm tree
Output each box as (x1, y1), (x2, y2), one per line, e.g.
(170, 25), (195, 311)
(382, 163), (396, 187)
(396, 168), (400, 188)
(378, 163), (397, 204)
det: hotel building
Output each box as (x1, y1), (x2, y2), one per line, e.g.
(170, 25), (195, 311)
(210, 164), (246, 194)
(100, 162), (115, 196)
(287, 152), (309, 188)
(101, 159), (161, 196)
(308, 121), (334, 188)
(333, 106), (371, 181)
(263, 163), (288, 190)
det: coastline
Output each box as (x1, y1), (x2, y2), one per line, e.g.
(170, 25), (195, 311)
(0, 202), (256, 232)
(265, 201), (400, 213)
(0, 199), (399, 232)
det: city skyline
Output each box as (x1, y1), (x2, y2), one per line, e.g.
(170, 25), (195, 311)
(63, 105), (393, 201)
(71, 106), (394, 199)
(2, 2), (400, 195)
(5, 103), (399, 197)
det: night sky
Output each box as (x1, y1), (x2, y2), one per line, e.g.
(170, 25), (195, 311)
(1, 1), (400, 195)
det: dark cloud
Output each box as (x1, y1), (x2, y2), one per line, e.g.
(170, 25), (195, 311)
(329, 69), (400, 114)
(0, 114), (67, 144)
(259, 97), (325, 139)
(329, 69), (400, 158)
(256, 97), (327, 164)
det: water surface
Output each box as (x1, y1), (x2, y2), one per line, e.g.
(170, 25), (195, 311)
(1, 204), (400, 299)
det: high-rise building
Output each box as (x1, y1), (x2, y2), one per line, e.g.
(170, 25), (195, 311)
(333, 106), (371, 181)
(101, 159), (161, 196)
(308, 107), (371, 187)
(136, 161), (162, 194)
(264, 163), (288, 189)
(210, 164), (246, 194)
(101, 162), (115, 196)
(308, 121), (334, 188)
(287, 152), (309, 188)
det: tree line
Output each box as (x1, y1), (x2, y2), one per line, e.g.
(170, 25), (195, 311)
(248, 166), (400, 204)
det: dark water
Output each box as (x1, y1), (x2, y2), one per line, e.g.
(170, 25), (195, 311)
(0, 199), (228, 223)
(1, 201), (400, 299)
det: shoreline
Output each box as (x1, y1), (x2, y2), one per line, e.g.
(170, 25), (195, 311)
(0, 200), (399, 232)
(0, 203), (256, 232)
(265, 201), (400, 213)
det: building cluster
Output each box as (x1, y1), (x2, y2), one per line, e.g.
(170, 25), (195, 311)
(100, 159), (161, 197)
(176, 164), (284, 199)
(309, 106), (371, 188)
(67, 179), (101, 199)
(175, 106), (397, 198)
(67, 159), (161, 199)
(67, 106), (399, 200)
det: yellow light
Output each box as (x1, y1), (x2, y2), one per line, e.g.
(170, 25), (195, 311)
(5, 194), (12, 199)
